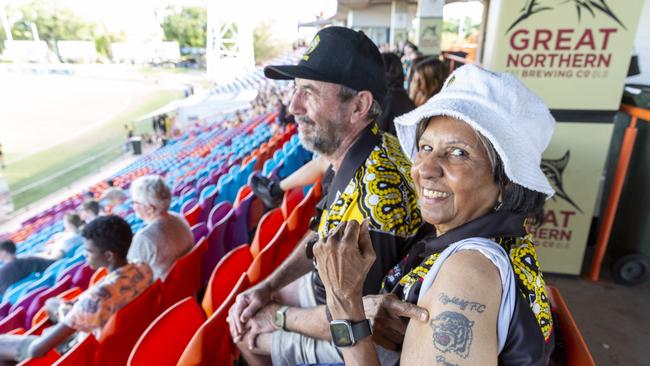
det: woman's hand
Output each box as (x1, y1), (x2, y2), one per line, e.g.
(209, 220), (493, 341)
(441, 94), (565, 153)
(362, 293), (430, 351)
(313, 219), (375, 316)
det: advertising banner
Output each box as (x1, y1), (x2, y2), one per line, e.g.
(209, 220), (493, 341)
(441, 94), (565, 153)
(533, 123), (613, 274)
(483, 0), (644, 110)
(482, 0), (644, 274)
(414, 17), (443, 55)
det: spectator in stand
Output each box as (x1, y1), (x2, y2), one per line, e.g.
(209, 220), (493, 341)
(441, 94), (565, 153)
(100, 179), (128, 208)
(401, 41), (422, 79)
(0, 216), (153, 363)
(408, 56), (450, 107)
(127, 175), (194, 280)
(0, 240), (55, 297)
(40, 213), (84, 260)
(79, 200), (101, 223)
(377, 52), (416, 135)
(228, 26), (422, 366)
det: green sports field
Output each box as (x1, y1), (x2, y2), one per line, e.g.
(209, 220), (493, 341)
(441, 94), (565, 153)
(0, 65), (184, 210)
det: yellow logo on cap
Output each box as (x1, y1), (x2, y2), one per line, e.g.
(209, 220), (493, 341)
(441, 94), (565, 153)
(302, 35), (320, 61)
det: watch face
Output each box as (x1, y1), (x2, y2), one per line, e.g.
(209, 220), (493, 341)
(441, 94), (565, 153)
(330, 322), (353, 347)
(275, 311), (284, 328)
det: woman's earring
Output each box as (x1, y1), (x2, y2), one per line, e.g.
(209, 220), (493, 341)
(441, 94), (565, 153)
(494, 194), (503, 211)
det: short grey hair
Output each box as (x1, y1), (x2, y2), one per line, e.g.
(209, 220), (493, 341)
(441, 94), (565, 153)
(130, 175), (171, 214)
(337, 85), (383, 122)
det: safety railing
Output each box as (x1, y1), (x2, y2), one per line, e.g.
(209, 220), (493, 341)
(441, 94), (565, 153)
(588, 104), (650, 281)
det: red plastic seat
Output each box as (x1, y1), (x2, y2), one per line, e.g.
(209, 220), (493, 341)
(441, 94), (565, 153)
(249, 208), (285, 257)
(247, 222), (290, 285)
(547, 285), (595, 366)
(128, 297), (206, 366)
(176, 273), (250, 366)
(95, 280), (163, 366)
(183, 202), (203, 227)
(89, 267), (108, 287)
(53, 334), (98, 365)
(0, 307), (25, 334)
(286, 182), (322, 242)
(280, 187), (304, 220)
(162, 237), (208, 308)
(26, 276), (73, 328)
(202, 244), (254, 317)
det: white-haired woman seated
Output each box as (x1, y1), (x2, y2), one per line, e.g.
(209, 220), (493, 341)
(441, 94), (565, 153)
(314, 65), (556, 365)
(128, 175), (194, 280)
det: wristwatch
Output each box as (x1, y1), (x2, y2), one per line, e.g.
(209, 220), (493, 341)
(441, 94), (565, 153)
(330, 319), (372, 347)
(274, 306), (289, 331)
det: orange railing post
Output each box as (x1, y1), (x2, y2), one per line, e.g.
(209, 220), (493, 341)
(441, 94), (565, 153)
(588, 104), (650, 281)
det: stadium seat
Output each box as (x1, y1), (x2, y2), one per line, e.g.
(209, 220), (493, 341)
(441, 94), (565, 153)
(249, 208), (285, 258)
(94, 280), (163, 366)
(281, 187), (305, 220)
(182, 201), (202, 228)
(230, 193), (254, 250)
(176, 273), (250, 366)
(72, 264), (97, 290)
(207, 201), (232, 231)
(9, 286), (49, 329)
(26, 275), (73, 329)
(89, 267), (108, 287)
(190, 222), (209, 243)
(52, 334), (98, 366)
(201, 244), (253, 317)
(128, 297), (206, 366)
(247, 222), (290, 285)
(16, 349), (61, 366)
(547, 285), (596, 366)
(0, 307), (25, 334)
(30, 286), (83, 330)
(163, 238), (208, 308)
(202, 208), (235, 287)
(286, 182), (322, 242)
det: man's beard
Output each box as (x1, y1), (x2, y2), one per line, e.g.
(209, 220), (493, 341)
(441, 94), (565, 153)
(296, 115), (345, 156)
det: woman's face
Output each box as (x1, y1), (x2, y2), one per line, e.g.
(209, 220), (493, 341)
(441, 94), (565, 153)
(411, 116), (500, 235)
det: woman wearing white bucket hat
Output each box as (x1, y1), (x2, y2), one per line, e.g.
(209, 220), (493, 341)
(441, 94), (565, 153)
(313, 65), (557, 365)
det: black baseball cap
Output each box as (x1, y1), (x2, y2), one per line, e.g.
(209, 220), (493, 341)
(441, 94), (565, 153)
(264, 26), (387, 102)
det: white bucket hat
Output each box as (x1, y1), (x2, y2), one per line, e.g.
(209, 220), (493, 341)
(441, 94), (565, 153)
(395, 64), (555, 198)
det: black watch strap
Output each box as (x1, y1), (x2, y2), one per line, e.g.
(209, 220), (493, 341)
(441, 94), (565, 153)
(350, 319), (372, 341)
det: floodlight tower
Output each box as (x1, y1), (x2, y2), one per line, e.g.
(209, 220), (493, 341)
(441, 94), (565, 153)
(206, 1), (255, 84)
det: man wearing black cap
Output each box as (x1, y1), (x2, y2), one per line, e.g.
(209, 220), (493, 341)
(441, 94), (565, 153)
(228, 26), (422, 366)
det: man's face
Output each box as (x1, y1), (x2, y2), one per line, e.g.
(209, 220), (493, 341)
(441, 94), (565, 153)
(288, 79), (353, 156)
(82, 238), (110, 270)
(0, 250), (12, 263)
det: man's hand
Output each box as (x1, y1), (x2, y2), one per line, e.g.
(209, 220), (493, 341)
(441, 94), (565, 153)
(313, 219), (375, 311)
(362, 294), (429, 351)
(227, 281), (274, 342)
(241, 302), (282, 350)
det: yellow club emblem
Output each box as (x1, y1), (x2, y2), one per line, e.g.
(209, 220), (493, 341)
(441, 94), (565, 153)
(302, 35), (320, 61)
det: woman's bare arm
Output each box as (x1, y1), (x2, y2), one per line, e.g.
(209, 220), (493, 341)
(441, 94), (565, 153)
(401, 250), (502, 366)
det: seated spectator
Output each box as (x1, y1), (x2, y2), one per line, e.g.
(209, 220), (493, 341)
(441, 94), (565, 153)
(313, 65), (556, 365)
(377, 52), (416, 135)
(100, 179), (128, 207)
(407, 56), (450, 107)
(127, 175), (194, 280)
(0, 240), (55, 297)
(0, 216), (153, 363)
(40, 213), (84, 260)
(79, 200), (101, 223)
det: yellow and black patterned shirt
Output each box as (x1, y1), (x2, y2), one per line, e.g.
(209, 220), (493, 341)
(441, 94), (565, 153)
(311, 123), (422, 305)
